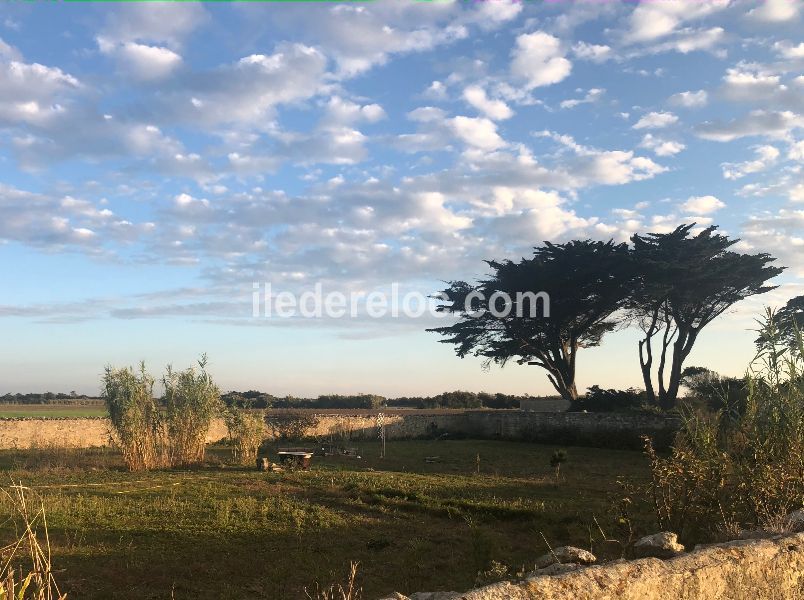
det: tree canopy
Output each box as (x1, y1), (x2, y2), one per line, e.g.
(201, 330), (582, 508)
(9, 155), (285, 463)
(428, 240), (634, 402)
(629, 224), (783, 410)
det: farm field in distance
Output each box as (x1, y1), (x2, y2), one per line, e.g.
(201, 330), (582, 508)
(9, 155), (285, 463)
(0, 440), (652, 600)
(0, 403), (107, 418)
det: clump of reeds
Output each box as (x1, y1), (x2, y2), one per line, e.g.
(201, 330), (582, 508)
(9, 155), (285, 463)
(102, 362), (166, 471)
(0, 484), (66, 600)
(102, 357), (222, 471)
(224, 409), (265, 465)
(163, 355), (221, 467)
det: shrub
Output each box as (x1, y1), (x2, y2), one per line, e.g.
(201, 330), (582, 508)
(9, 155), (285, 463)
(102, 363), (166, 471)
(571, 386), (645, 412)
(265, 412), (320, 441)
(225, 409), (265, 465)
(644, 308), (804, 541)
(163, 355), (222, 467)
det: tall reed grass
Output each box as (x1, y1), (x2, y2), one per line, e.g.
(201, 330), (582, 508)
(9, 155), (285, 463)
(224, 409), (265, 465)
(103, 357), (222, 471)
(163, 355), (221, 467)
(0, 485), (65, 600)
(102, 363), (165, 471)
(645, 308), (804, 540)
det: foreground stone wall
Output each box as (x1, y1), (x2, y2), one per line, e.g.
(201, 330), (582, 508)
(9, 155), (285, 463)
(0, 411), (679, 450)
(386, 533), (804, 600)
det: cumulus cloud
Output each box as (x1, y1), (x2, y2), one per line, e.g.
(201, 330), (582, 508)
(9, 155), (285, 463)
(462, 86), (513, 120)
(622, 0), (731, 44)
(97, 38), (182, 81)
(633, 111), (679, 129)
(639, 133), (686, 156)
(510, 31), (572, 89)
(668, 89), (708, 108)
(681, 195), (726, 214)
(747, 0), (801, 23)
(696, 110), (804, 141)
(571, 41), (612, 63)
(722, 145), (780, 179)
(449, 116), (506, 151)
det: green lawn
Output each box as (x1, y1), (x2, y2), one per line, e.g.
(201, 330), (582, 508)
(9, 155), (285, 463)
(0, 440), (653, 599)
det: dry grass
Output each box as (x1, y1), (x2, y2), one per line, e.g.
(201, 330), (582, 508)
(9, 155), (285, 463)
(0, 484), (65, 600)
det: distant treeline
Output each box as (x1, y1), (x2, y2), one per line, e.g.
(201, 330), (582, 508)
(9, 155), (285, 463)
(0, 392), (102, 405)
(221, 390), (544, 410)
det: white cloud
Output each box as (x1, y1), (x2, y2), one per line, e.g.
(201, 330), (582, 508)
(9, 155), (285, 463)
(633, 111), (679, 129)
(449, 116), (506, 151)
(775, 42), (804, 60)
(560, 88), (604, 109)
(320, 96), (386, 126)
(639, 133), (686, 156)
(722, 145), (780, 179)
(668, 90), (708, 108)
(682, 195), (725, 214)
(98, 39), (182, 81)
(101, 3), (208, 48)
(462, 85), (513, 120)
(696, 110), (804, 141)
(510, 31), (572, 90)
(747, 0), (801, 22)
(571, 41), (612, 63)
(789, 140), (804, 161)
(622, 0), (731, 44)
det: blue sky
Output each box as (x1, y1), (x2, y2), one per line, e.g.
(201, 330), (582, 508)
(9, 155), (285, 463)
(0, 0), (802, 396)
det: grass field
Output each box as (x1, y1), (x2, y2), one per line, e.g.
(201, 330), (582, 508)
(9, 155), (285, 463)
(0, 440), (653, 599)
(0, 404), (107, 418)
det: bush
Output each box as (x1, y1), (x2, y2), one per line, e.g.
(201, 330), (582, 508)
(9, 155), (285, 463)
(571, 386), (645, 412)
(225, 409), (265, 465)
(265, 412), (320, 441)
(644, 308), (804, 541)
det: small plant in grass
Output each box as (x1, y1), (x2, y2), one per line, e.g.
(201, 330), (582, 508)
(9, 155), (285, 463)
(550, 449), (567, 481)
(304, 561), (361, 600)
(224, 408), (265, 465)
(102, 362), (166, 471)
(0, 484), (66, 600)
(163, 355), (222, 467)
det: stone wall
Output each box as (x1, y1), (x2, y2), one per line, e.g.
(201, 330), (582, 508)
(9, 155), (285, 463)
(386, 533), (804, 600)
(0, 411), (679, 450)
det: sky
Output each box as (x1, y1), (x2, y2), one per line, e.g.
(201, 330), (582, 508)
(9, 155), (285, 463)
(0, 0), (802, 397)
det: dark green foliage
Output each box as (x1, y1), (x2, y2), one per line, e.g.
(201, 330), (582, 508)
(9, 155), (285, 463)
(759, 294), (804, 350)
(429, 240), (635, 403)
(571, 386), (645, 413)
(629, 224), (782, 410)
(681, 366), (748, 422)
(221, 390), (535, 410)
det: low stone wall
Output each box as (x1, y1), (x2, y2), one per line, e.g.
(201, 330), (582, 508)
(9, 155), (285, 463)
(0, 418), (229, 449)
(386, 533), (804, 600)
(0, 411), (679, 450)
(285, 410), (680, 450)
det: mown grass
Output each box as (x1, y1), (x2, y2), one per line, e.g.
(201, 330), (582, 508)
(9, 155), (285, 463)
(0, 440), (653, 599)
